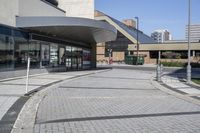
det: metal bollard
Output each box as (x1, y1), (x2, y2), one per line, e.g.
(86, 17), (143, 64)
(156, 65), (161, 82)
(25, 57), (30, 94)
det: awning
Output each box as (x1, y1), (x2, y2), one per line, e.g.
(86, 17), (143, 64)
(16, 16), (117, 44)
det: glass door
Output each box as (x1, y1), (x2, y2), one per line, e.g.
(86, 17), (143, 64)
(71, 47), (77, 69)
(77, 48), (82, 69)
(66, 46), (72, 69)
(41, 44), (50, 66)
(59, 47), (65, 65)
(50, 43), (58, 67)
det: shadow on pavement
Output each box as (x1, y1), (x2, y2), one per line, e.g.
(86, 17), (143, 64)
(38, 111), (200, 124)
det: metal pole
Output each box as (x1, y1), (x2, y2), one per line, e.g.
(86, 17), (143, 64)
(108, 48), (112, 65)
(157, 51), (161, 82)
(109, 49), (111, 65)
(135, 17), (139, 65)
(158, 50), (161, 65)
(187, 0), (191, 83)
(25, 57), (30, 93)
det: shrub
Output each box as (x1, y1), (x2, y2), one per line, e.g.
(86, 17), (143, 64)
(161, 61), (200, 68)
(161, 61), (186, 67)
(162, 52), (181, 59)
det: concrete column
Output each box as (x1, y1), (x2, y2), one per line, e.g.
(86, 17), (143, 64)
(193, 50), (195, 57)
(91, 43), (97, 68)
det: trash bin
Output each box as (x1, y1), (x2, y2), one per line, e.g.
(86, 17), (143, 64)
(125, 55), (144, 65)
(137, 56), (144, 65)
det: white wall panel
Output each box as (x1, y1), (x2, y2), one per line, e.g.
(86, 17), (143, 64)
(19, 0), (65, 17)
(0, 0), (19, 26)
(58, 0), (94, 19)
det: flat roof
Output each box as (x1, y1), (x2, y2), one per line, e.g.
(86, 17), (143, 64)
(16, 16), (117, 44)
(128, 42), (200, 51)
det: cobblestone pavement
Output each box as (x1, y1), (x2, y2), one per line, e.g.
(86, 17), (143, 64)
(0, 71), (99, 121)
(34, 69), (200, 133)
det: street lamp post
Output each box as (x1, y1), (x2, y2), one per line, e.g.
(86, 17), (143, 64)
(108, 48), (112, 65)
(187, 0), (191, 83)
(135, 17), (139, 65)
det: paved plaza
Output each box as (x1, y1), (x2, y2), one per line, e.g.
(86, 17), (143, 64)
(9, 69), (200, 133)
(0, 70), (103, 133)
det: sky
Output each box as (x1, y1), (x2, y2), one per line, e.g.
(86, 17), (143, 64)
(95, 0), (200, 40)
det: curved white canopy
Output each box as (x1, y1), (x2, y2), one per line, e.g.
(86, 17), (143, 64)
(16, 16), (117, 44)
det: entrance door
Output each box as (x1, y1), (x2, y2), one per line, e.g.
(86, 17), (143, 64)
(77, 57), (82, 69)
(66, 57), (71, 69)
(41, 44), (50, 66)
(71, 57), (78, 69)
(59, 47), (65, 65)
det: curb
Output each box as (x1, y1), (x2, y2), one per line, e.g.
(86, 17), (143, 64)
(190, 81), (200, 88)
(150, 77), (200, 106)
(0, 73), (49, 82)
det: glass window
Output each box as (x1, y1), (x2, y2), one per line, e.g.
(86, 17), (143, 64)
(149, 51), (158, 59)
(29, 41), (40, 68)
(65, 46), (72, 68)
(41, 44), (50, 66)
(77, 48), (83, 69)
(195, 51), (200, 57)
(83, 49), (91, 69)
(71, 47), (78, 69)
(0, 34), (14, 70)
(59, 47), (65, 65)
(50, 43), (58, 66)
(14, 37), (29, 68)
(105, 47), (113, 57)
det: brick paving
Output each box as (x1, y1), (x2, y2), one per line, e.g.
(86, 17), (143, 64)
(0, 70), (101, 128)
(34, 69), (200, 133)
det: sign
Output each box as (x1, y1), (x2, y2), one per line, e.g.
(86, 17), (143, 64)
(128, 44), (137, 51)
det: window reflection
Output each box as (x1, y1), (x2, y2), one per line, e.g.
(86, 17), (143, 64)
(0, 26), (92, 71)
(59, 47), (65, 65)
(29, 41), (40, 68)
(50, 43), (58, 66)
(0, 35), (14, 70)
(41, 44), (50, 66)
(65, 46), (72, 69)
(14, 37), (28, 68)
(83, 50), (91, 69)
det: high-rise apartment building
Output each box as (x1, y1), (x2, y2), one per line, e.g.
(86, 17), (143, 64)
(151, 29), (172, 43)
(57, 0), (94, 19)
(186, 24), (200, 42)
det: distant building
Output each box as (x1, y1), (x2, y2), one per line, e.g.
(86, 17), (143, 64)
(186, 24), (200, 42)
(151, 29), (172, 43)
(96, 11), (200, 65)
(122, 19), (136, 28)
(95, 10), (156, 63)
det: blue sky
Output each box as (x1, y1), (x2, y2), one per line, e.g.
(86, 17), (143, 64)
(95, 0), (200, 40)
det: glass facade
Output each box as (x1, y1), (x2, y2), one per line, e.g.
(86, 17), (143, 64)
(29, 41), (40, 68)
(65, 46), (72, 69)
(59, 47), (65, 65)
(0, 35), (14, 70)
(83, 50), (91, 69)
(50, 43), (58, 67)
(14, 36), (29, 68)
(41, 43), (50, 66)
(0, 24), (92, 71)
(65, 46), (83, 70)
